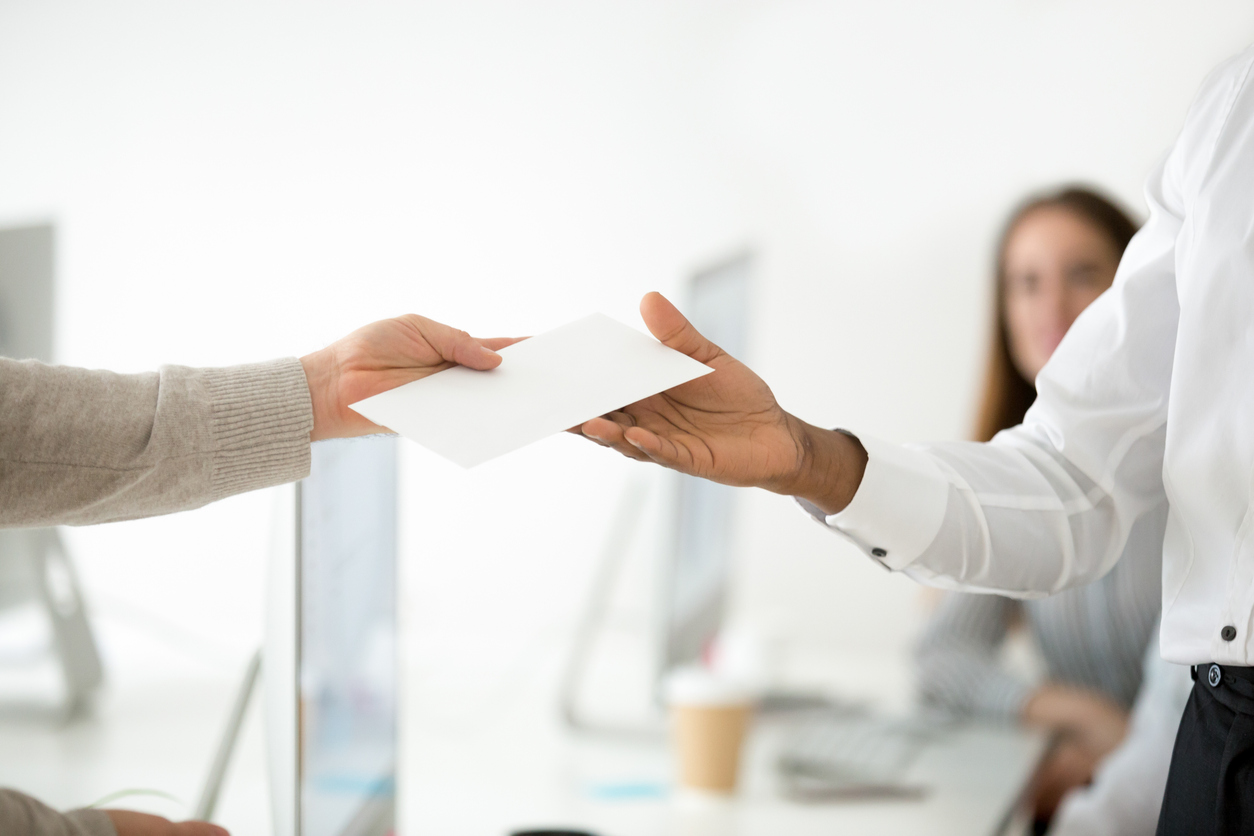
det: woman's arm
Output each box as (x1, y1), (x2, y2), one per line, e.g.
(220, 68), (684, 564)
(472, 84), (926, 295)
(1046, 627), (1190, 836)
(0, 314), (513, 529)
(915, 593), (1031, 719)
(0, 789), (115, 836)
(0, 788), (225, 836)
(0, 358), (313, 527)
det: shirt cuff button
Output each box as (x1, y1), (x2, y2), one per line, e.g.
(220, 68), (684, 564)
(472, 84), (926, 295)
(1222, 625), (1237, 642)
(871, 547), (887, 558)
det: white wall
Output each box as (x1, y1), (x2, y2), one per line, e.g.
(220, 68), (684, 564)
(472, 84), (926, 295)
(0, 1), (746, 682)
(1, 0), (1252, 767)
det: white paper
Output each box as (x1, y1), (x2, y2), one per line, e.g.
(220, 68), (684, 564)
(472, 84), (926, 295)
(348, 313), (714, 468)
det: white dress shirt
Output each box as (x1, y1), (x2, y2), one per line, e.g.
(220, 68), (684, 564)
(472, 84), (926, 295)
(807, 44), (1254, 666)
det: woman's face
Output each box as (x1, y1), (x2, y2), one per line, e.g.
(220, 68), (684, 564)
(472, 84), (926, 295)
(1002, 207), (1121, 381)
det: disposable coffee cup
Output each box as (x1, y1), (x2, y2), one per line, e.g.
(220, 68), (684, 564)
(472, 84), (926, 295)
(664, 666), (756, 795)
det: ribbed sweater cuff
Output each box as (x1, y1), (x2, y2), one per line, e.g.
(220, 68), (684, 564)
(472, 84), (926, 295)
(65, 808), (118, 836)
(201, 358), (313, 499)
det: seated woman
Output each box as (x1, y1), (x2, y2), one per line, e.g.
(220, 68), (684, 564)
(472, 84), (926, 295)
(1047, 621), (1193, 836)
(913, 187), (1167, 831)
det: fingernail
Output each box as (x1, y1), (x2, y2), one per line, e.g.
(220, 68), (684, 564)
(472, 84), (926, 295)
(480, 346), (501, 359)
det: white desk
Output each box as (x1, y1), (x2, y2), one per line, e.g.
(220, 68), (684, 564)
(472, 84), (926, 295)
(403, 656), (1049, 836)
(0, 626), (1048, 836)
(0, 620), (273, 832)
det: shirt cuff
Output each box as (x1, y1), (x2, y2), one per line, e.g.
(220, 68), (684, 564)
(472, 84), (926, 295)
(797, 433), (950, 571)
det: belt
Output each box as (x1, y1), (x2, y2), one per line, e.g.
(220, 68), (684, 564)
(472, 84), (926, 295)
(1193, 663), (1254, 700)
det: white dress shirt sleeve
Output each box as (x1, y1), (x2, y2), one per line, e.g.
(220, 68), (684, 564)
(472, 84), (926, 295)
(812, 436), (950, 572)
(797, 50), (1254, 598)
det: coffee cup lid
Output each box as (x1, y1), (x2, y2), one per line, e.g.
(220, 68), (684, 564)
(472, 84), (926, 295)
(663, 665), (756, 707)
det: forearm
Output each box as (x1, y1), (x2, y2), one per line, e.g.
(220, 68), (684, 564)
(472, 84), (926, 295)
(917, 646), (1033, 719)
(1023, 685), (1100, 730)
(0, 357), (313, 527)
(1023, 684), (1129, 758)
(914, 594), (1030, 720)
(0, 788), (116, 836)
(774, 419), (867, 515)
(791, 422), (1170, 598)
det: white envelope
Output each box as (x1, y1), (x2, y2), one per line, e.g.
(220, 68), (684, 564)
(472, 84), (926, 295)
(348, 313), (714, 468)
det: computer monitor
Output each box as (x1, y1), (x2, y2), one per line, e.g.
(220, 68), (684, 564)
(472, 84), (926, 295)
(0, 223), (55, 363)
(658, 252), (752, 674)
(0, 223), (103, 716)
(265, 435), (398, 836)
(557, 252), (752, 733)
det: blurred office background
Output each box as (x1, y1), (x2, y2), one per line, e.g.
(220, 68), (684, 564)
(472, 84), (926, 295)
(1, 1), (1253, 832)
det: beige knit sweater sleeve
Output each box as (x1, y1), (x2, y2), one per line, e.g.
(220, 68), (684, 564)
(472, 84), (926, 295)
(0, 790), (117, 836)
(0, 355), (313, 832)
(0, 356), (314, 527)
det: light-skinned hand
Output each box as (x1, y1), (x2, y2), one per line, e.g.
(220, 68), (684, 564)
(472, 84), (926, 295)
(300, 314), (521, 441)
(1022, 683), (1131, 819)
(105, 810), (229, 836)
(1029, 738), (1101, 820)
(1022, 683), (1130, 758)
(577, 292), (866, 513)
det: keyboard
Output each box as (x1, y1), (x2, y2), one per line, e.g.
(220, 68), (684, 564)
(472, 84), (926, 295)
(776, 714), (949, 800)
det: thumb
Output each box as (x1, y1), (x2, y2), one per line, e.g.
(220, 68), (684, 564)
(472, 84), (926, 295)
(413, 317), (503, 371)
(639, 292), (721, 364)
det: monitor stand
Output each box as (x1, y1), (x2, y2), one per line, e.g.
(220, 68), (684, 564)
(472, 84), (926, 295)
(197, 650), (397, 834)
(195, 650), (262, 821)
(557, 477), (665, 738)
(339, 793), (395, 836)
(0, 528), (104, 720)
(558, 480), (856, 735)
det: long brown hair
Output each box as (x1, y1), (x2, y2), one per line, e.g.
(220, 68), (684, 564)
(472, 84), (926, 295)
(972, 186), (1140, 442)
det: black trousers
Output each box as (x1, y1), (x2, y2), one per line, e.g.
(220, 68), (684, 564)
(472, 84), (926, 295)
(1157, 663), (1254, 835)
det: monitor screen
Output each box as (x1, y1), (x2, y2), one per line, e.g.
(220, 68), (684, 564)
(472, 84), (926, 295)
(0, 224), (55, 363)
(299, 436), (398, 836)
(662, 253), (752, 670)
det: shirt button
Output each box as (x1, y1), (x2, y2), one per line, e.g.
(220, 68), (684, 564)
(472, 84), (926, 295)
(1209, 665), (1223, 687)
(1222, 625), (1238, 642)
(871, 547), (887, 558)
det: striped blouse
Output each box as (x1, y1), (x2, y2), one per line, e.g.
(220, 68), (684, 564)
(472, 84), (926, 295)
(914, 504), (1164, 719)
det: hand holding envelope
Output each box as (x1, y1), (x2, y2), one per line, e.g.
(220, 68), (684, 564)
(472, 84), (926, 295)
(349, 306), (715, 468)
(575, 292), (807, 488)
(300, 314), (522, 442)
(575, 292), (867, 514)
(345, 292), (866, 515)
